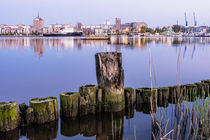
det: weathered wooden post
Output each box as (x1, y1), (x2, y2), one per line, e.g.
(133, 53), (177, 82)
(95, 52), (125, 112)
(60, 92), (80, 118)
(29, 97), (58, 124)
(124, 87), (135, 119)
(158, 87), (169, 107)
(0, 101), (19, 132)
(19, 103), (34, 126)
(79, 85), (98, 115)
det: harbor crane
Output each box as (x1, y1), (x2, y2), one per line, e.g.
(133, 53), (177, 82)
(184, 13), (190, 34)
(193, 12), (198, 33)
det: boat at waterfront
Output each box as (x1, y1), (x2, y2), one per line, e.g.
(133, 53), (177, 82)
(43, 32), (82, 37)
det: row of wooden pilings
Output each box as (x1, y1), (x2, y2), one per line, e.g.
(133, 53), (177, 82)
(0, 52), (210, 133)
(1, 81), (209, 133)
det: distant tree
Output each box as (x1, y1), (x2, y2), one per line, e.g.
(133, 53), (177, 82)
(140, 26), (147, 33)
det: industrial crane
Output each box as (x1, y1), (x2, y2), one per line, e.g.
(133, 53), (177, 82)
(193, 12), (198, 33)
(184, 13), (189, 34)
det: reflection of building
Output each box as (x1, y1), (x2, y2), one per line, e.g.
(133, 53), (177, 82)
(32, 39), (45, 56)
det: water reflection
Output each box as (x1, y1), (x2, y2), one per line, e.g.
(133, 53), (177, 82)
(61, 112), (124, 140)
(1, 37), (210, 57)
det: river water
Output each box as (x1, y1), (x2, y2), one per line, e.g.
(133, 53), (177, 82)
(0, 37), (209, 140)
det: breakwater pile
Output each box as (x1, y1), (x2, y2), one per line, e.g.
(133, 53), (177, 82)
(0, 52), (209, 139)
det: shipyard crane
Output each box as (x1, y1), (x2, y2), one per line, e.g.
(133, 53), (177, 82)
(184, 13), (189, 34)
(193, 12), (198, 33)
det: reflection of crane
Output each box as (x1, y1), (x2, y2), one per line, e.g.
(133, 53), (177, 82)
(193, 12), (198, 33)
(184, 13), (189, 34)
(192, 42), (196, 59)
(183, 45), (187, 59)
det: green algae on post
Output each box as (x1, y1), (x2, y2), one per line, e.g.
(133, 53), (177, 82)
(29, 97), (58, 124)
(79, 85), (98, 116)
(0, 101), (19, 132)
(158, 87), (169, 107)
(60, 92), (80, 118)
(124, 87), (135, 107)
(95, 52), (125, 112)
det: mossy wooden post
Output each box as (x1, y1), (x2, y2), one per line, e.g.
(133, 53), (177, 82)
(135, 88), (144, 112)
(181, 84), (197, 101)
(60, 92), (80, 118)
(79, 85), (98, 116)
(201, 80), (210, 97)
(19, 103), (34, 126)
(0, 101), (19, 132)
(168, 86), (179, 104)
(158, 87), (169, 107)
(95, 52), (125, 112)
(124, 87), (134, 119)
(135, 88), (157, 113)
(97, 88), (103, 113)
(124, 87), (135, 107)
(29, 97), (58, 124)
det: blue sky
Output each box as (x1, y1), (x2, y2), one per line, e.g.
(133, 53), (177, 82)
(0, 0), (209, 27)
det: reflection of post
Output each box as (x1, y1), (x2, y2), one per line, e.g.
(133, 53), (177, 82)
(96, 112), (124, 140)
(26, 120), (58, 140)
(95, 52), (125, 112)
(61, 118), (80, 137)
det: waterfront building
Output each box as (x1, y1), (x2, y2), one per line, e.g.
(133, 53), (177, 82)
(131, 22), (148, 31)
(33, 14), (44, 33)
(76, 22), (82, 31)
(115, 18), (121, 30)
(48, 24), (74, 34)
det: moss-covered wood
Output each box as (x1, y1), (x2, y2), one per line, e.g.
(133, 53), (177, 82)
(79, 85), (98, 116)
(95, 52), (125, 112)
(60, 92), (80, 118)
(158, 87), (169, 107)
(181, 84), (197, 102)
(124, 87), (135, 107)
(29, 97), (58, 124)
(96, 88), (103, 113)
(19, 103), (34, 126)
(0, 101), (19, 132)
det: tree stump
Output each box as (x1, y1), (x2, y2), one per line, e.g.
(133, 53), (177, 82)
(29, 97), (58, 124)
(95, 52), (125, 112)
(0, 101), (19, 132)
(60, 92), (80, 118)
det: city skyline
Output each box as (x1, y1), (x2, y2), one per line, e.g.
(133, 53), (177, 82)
(1, 0), (210, 28)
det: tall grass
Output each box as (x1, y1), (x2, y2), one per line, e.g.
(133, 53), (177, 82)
(149, 47), (210, 139)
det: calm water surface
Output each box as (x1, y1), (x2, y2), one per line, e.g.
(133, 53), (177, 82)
(0, 37), (209, 140)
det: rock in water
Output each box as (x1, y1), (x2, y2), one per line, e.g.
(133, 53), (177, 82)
(29, 97), (58, 124)
(95, 52), (125, 112)
(0, 101), (19, 132)
(60, 92), (80, 118)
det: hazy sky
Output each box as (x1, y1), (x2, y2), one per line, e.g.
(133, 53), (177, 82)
(0, 0), (209, 27)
